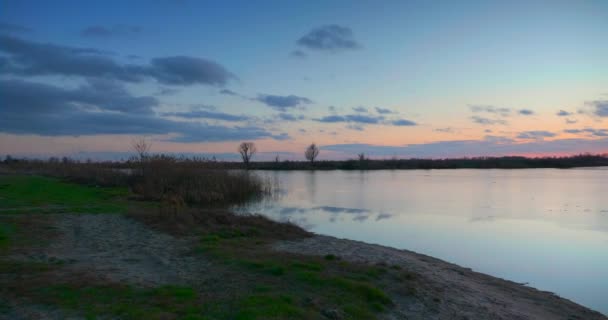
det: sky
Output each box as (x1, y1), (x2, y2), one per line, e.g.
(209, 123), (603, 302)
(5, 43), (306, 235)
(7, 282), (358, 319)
(1, 0), (607, 160)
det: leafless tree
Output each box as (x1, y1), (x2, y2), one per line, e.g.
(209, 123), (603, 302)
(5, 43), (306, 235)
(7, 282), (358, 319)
(132, 137), (151, 162)
(132, 137), (151, 176)
(305, 143), (320, 164)
(238, 142), (257, 169)
(358, 153), (366, 162)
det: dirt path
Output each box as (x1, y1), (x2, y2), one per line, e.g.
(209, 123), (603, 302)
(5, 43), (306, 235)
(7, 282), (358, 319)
(16, 214), (210, 287)
(274, 235), (607, 320)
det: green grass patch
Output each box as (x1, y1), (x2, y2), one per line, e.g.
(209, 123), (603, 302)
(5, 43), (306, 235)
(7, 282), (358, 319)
(0, 223), (14, 251)
(194, 230), (394, 320)
(32, 285), (205, 320)
(0, 175), (128, 214)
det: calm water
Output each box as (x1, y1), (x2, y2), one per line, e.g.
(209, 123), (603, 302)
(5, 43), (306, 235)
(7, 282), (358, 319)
(236, 169), (608, 314)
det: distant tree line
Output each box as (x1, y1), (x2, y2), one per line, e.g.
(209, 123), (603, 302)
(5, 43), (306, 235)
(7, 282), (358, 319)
(3, 140), (607, 170)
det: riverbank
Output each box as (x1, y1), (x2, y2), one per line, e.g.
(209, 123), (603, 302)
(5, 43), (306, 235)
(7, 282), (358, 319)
(2, 213), (605, 320)
(0, 175), (605, 319)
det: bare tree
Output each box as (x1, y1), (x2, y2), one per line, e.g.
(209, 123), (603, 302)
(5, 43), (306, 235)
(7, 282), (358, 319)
(132, 138), (151, 176)
(132, 137), (151, 162)
(238, 142), (257, 169)
(305, 143), (320, 164)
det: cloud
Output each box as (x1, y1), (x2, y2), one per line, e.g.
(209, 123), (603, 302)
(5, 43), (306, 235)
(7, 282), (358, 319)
(564, 128), (608, 137)
(81, 25), (142, 37)
(352, 106), (368, 113)
(161, 108), (250, 122)
(375, 107), (395, 114)
(435, 127), (456, 133)
(314, 113), (417, 127)
(321, 137), (608, 158)
(254, 94), (312, 111)
(289, 50), (307, 58)
(557, 110), (572, 117)
(391, 119), (417, 126)
(147, 56), (234, 86)
(470, 105), (511, 117)
(346, 124), (365, 131)
(219, 89), (238, 96)
(315, 114), (382, 124)
(0, 35), (234, 86)
(586, 100), (608, 117)
(0, 79), (284, 142)
(518, 109), (534, 115)
(297, 24), (361, 52)
(516, 131), (556, 140)
(0, 78), (157, 115)
(565, 118), (578, 124)
(0, 22), (32, 33)
(470, 116), (507, 125)
(277, 113), (305, 121)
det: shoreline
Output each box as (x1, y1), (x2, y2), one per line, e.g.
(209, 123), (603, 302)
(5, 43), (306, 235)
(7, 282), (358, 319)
(274, 234), (607, 319)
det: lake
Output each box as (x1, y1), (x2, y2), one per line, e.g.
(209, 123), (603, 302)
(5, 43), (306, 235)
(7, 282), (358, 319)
(235, 168), (608, 314)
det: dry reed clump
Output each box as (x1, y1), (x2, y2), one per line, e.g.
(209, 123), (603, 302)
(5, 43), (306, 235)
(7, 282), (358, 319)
(132, 157), (271, 206)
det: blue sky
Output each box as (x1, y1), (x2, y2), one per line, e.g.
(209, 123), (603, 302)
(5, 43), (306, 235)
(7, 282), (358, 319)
(1, 0), (607, 160)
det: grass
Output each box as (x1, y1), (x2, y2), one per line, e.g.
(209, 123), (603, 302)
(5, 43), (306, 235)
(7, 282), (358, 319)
(0, 222), (14, 251)
(0, 175), (128, 214)
(31, 285), (206, 320)
(195, 226), (395, 320)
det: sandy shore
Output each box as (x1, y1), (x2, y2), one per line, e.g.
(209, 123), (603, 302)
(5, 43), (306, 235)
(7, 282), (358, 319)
(275, 235), (607, 320)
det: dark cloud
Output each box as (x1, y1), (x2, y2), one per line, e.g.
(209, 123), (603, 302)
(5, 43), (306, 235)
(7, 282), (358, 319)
(470, 116), (508, 125)
(391, 119), (417, 126)
(0, 79), (284, 142)
(156, 87), (179, 95)
(586, 100), (608, 117)
(147, 56), (234, 86)
(470, 105), (511, 117)
(352, 106), (368, 113)
(277, 113), (305, 121)
(0, 22), (32, 33)
(297, 24), (361, 52)
(81, 25), (142, 37)
(0, 35), (234, 86)
(557, 110), (572, 117)
(516, 131), (556, 140)
(322, 137), (608, 158)
(518, 109), (534, 115)
(315, 114), (382, 124)
(314, 113), (417, 127)
(375, 107), (395, 114)
(219, 89), (238, 96)
(254, 94), (312, 111)
(161, 109), (250, 122)
(289, 50), (307, 58)
(564, 128), (608, 137)
(0, 78), (157, 115)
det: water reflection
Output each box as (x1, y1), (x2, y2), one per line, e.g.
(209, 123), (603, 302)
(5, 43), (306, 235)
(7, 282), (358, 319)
(237, 168), (608, 314)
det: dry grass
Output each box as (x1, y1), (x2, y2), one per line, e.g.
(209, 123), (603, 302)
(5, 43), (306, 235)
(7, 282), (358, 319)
(129, 207), (310, 241)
